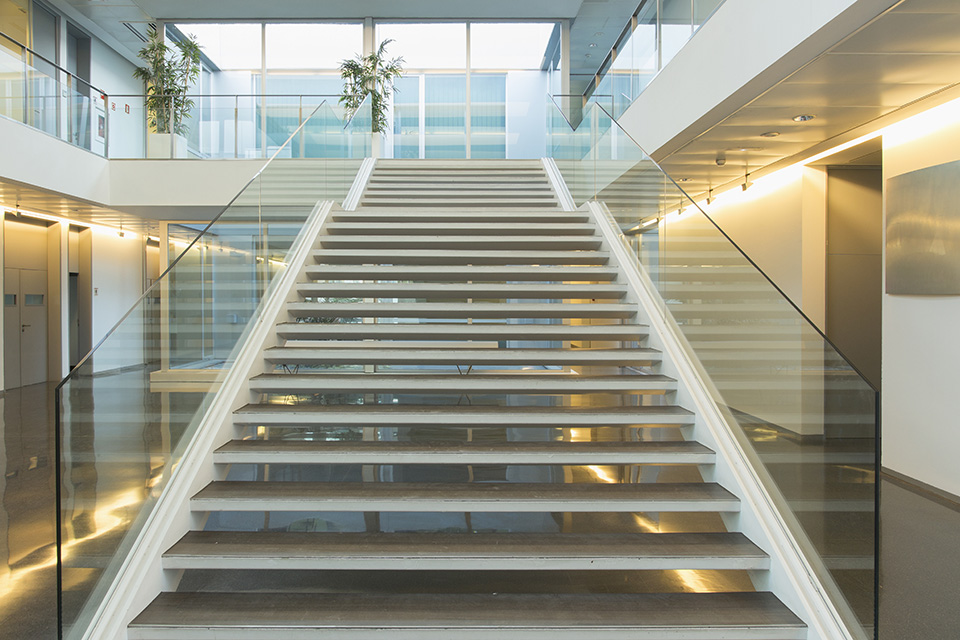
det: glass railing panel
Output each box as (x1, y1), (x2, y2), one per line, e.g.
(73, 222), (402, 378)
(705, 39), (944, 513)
(547, 97), (877, 640)
(57, 99), (372, 639)
(0, 41), (26, 123)
(0, 32), (107, 154)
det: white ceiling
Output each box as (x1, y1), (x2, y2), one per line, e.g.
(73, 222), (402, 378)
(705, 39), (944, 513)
(656, 0), (960, 199)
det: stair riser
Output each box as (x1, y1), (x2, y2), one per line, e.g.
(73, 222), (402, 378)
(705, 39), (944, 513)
(296, 285), (627, 299)
(161, 556), (766, 571)
(320, 238), (601, 250)
(312, 251), (610, 265)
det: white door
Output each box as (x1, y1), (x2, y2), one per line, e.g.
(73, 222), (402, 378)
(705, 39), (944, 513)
(4, 268), (48, 389)
(4, 268), (20, 389)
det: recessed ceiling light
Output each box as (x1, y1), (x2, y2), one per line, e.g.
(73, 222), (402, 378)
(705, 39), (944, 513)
(585, 53), (592, 58)
(589, 43), (597, 47)
(677, 177), (692, 182)
(760, 131), (780, 138)
(792, 114), (816, 122)
(594, 31), (604, 36)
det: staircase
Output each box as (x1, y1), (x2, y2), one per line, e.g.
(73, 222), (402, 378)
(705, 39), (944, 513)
(128, 160), (806, 638)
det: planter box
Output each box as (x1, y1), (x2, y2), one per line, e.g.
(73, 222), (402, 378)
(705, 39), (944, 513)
(147, 133), (188, 159)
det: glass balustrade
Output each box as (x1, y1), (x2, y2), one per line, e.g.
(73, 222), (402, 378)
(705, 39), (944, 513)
(0, 31), (105, 154)
(55, 95), (372, 638)
(547, 96), (878, 640)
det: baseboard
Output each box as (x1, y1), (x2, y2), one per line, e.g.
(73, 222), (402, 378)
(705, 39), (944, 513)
(881, 467), (960, 512)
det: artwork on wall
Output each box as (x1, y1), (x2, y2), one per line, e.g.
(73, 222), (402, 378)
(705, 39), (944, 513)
(885, 158), (960, 295)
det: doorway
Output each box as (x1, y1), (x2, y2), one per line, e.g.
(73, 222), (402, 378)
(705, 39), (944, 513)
(4, 267), (48, 388)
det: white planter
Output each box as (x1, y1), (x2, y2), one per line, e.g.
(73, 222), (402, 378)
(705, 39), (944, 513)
(147, 133), (188, 159)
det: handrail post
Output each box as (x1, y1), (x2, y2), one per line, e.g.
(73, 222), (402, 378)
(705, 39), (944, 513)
(234, 95), (239, 159)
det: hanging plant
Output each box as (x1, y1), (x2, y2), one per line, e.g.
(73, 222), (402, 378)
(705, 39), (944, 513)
(133, 27), (202, 136)
(339, 39), (404, 134)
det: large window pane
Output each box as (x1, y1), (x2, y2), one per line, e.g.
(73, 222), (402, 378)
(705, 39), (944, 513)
(392, 75), (420, 159)
(470, 73), (505, 158)
(376, 23), (466, 69)
(181, 23), (262, 70)
(470, 23), (556, 70)
(266, 23), (362, 69)
(424, 74), (465, 158)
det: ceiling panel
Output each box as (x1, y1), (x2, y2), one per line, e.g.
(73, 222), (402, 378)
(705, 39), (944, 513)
(833, 12), (960, 54)
(786, 52), (960, 85)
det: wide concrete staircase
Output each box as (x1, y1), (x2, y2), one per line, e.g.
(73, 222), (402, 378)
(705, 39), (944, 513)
(128, 160), (806, 638)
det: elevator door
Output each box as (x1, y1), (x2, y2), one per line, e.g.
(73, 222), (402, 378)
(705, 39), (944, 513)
(4, 268), (49, 389)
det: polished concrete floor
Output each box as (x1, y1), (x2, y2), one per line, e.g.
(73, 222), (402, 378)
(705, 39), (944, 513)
(0, 381), (957, 639)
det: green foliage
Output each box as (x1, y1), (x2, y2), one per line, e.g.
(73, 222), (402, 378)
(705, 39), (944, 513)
(133, 27), (202, 136)
(339, 39), (404, 134)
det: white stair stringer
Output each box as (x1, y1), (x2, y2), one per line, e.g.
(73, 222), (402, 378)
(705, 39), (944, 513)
(586, 200), (862, 640)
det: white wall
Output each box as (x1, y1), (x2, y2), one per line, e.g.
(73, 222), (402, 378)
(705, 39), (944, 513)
(90, 37), (146, 159)
(619, 0), (897, 158)
(882, 101), (960, 497)
(506, 70), (548, 159)
(89, 229), (144, 373)
(695, 166), (827, 327)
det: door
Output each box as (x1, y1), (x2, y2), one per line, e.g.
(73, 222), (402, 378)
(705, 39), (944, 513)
(4, 268), (20, 388)
(4, 267), (49, 389)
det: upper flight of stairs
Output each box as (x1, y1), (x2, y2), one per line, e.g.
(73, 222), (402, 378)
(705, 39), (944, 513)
(128, 160), (806, 639)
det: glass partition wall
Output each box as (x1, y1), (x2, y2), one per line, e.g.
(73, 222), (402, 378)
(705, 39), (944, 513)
(548, 98), (879, 640)
(593, 0), (726, 117)
(56, 98), (372, 638)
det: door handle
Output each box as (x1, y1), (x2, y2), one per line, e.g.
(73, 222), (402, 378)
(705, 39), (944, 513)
(21, 324), (30, 332)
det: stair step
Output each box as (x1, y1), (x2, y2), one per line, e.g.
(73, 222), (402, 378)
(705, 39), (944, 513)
(191, 481), (739, 512)
(285, 302), (636, 319)
(263, 346), (660, 366)
(366, 179), (553, 187)
(358, 200), (559, 209)
(249, 373), (674, 395)
(361, 189), (556, 197)
(129, 592), (804, 639)
(320, 236), (600, 250)
(163, 531), (763, 571)
(312, 249), (610, 265)
(274, 322), (647, 342)
(232, 404), (694, 427)
(325, 222), (594, 236)
(333, 211), (588, 223)
(303, 265), (619, 282)
(296, 282), (627, 300)
(214, 439), (712, 465)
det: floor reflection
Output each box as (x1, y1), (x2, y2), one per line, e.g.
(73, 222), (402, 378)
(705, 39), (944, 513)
(0, 382), (57, 640)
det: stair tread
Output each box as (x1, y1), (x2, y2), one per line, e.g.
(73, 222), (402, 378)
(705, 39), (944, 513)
(130, 592), (804, 635)
(303, 265), (619, 281)
(274, 323), (647, 340)
(191, 481), (740, 511)
(249, 372), (674, 393)
(285, 302), (637, 318)
(166, 531), (763, 560)
(215, 439), (712, 458)
(262, 346), (661, 365)
(233, 403), (694, 425)
(311, 250), (610, 265)
(296, 283), (627, 298)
